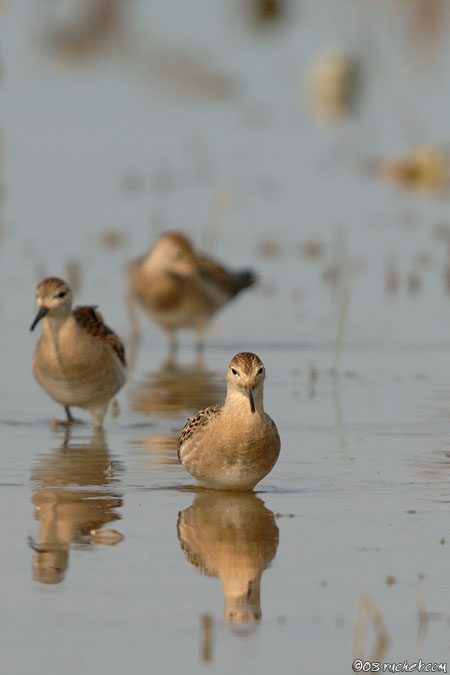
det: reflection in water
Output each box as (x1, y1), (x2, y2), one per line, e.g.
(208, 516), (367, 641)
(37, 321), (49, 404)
(177, 492), (279, 628)
(200, 613), (214, 663)
(29, 429), (123, 584)
(410, 437), (450, 504)
(412, 449), (450, 478)
(130, 354), (224, 419)
(132, 432), (180, 468)
(352, 595), (390, 665)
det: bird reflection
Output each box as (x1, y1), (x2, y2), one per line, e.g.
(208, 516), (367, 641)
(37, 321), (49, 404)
(29, 428), (123, 584)
(130, 354), (224, 419)
(177, 492), (279, 628)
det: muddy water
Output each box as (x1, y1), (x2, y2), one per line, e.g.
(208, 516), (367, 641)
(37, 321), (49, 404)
(2, 1), (450, 673)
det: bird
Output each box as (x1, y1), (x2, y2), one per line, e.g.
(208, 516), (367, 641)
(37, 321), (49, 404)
(178, 352), (280, 490)
(30, 277), (126, 427)
(127, 231), (256, 352)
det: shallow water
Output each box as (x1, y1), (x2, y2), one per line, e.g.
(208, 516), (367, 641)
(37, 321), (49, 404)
(2, 1), (450, 673)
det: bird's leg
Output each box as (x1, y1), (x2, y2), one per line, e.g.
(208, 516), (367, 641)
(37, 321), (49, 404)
(51, 406), (81, 429)
(62, 426), (72, 448)
(91, 403), (108, 428)
(50, 406), (84, 428)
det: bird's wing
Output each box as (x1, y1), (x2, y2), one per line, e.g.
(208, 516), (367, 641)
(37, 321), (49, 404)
(178, 403), (222, 458)
(196, 254), (256, 300)
(73, 306), (126, 366)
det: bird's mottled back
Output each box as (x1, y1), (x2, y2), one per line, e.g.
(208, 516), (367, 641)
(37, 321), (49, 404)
(74, 306), (126, 366)
(178, 403), (222, 457)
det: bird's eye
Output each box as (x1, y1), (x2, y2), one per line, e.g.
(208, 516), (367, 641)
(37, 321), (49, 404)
(257, 367), (263, 375)
(231, 368), (238, 375)
(57, 291), (67, 298)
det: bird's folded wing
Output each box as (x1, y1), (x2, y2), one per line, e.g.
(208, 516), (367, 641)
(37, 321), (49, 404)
(74, 306), (126, 366)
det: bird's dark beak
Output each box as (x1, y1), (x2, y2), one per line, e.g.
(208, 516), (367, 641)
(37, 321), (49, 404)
(247, 385), (256, 414)
(30, 306), (48, 331)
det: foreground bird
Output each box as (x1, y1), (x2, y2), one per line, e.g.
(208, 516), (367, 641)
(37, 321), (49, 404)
(127, 232), (256, 351)
(30, 277), (126, 427)
(178, 352), (280, 490)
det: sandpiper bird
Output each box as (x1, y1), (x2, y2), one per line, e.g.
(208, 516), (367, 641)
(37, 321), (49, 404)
(127, 231), (256, 351)
(30, 277), (126, 427)
(178, 352), (280, 490)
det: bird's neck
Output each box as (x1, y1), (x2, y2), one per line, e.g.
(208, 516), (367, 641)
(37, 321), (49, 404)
(42, 312), (76, 343)
(141, 251), (166, 275)
(222, 570), (262, 612)
(224, 387), (264, 416)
